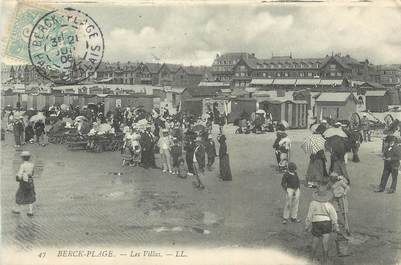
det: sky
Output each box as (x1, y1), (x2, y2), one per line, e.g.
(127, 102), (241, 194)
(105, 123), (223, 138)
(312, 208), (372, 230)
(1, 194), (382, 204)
(2, 0), (401, 66)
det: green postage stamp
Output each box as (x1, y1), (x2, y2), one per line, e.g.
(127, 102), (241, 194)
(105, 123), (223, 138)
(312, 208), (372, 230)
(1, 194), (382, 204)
(5, 2), (51, 62)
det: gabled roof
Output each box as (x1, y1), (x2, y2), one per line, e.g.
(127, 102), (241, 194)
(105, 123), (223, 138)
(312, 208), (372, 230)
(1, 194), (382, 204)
(184, 87), (221, 97)
(315, 93), (356, 103)
(145, 63), (162, 73)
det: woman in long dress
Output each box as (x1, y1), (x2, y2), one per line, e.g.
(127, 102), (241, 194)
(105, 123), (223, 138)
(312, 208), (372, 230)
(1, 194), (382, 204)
(13, 151), (36, 216)
(218, 135), (232, 181)
(306, 149), (328, 188)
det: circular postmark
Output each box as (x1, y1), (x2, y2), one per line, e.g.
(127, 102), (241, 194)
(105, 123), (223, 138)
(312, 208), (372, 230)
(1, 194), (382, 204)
(28, 7), (104, 85)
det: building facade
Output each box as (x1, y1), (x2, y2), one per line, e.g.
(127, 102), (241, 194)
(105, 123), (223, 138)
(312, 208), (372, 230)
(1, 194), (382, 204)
(375, 65), (401, 87)
(211, 53), (379, 87)
(95, 62), (208, 88)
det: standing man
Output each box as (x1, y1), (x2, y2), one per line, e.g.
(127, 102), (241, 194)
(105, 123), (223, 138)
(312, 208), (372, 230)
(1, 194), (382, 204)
(360, 114), (371, 142)
(193, 136), (206, 189)
(375, 136), (400, 194)
(13, 117), (24, 148)
(140, 125), (157, 169)
(206, 134), (216, 170)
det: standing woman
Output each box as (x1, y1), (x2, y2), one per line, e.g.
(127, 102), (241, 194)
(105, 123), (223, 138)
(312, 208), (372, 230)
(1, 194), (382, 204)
(13, 151), (36, 216)
(218, 135), (232, 181)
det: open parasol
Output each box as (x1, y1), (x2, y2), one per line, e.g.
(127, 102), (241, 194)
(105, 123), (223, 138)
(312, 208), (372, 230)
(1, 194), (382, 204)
(60, 104), (68, 111)
(325, 135), (347, 155)
(192, 124), (206, 132)
(323, 127), (348, 138)
(301, 134), (326, 155)
(29, 113), (46, 123)
(74, 116), (88, 122)
(280, 120), (289, 129)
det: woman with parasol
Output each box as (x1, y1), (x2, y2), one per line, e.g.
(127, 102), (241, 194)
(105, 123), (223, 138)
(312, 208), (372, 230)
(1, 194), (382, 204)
(302, 132), (328, 188)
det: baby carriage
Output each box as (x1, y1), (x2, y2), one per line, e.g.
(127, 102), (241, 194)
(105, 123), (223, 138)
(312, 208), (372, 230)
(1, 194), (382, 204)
(121, 133), (141, 166)
(235, 119), (251, 134)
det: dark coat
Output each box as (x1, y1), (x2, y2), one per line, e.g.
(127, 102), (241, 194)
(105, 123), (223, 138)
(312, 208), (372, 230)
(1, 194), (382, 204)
(194, 143), (206, 170)
(206, 139), (217, 158)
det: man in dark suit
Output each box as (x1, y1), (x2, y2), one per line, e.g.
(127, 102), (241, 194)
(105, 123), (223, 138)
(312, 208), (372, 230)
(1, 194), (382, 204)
(206, 135), (217, 170)
(193, 136), (206, 189)
(140, 125), (157, 169)
(375, 136), (400, 193)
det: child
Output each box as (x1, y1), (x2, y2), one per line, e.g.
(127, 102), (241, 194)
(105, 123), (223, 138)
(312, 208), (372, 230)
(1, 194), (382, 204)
(177, 158), (186, 178)
(329, 172), (350, 235)
(131, 130), (142, 166)
(305, 177), (339, 264)
(273, 132), (284, 165)
(281, 162), (301, 224)
(278, 132), (291, 171)
(171, 137), (183, 175)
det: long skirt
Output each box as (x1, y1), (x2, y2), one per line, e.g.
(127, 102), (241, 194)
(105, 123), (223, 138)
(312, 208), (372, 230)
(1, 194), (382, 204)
(330, 160), (350, 181)
(306, 158), (326, 184)
(219, 154), (232, 181)
(16, 179), (36, 205)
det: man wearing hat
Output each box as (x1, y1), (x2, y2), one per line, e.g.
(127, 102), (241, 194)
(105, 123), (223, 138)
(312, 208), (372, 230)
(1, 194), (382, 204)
(193, 136), (206, 189)
(140, 125), (157, 169)
(375, 135), (400, 193)
(206, 134), (217, 171)
(13, 151), (36, 217)
(13, 116), (25, 147)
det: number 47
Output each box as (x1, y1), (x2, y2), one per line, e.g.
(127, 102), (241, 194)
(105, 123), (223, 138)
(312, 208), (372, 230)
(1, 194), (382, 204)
(38, 252), (46, 258)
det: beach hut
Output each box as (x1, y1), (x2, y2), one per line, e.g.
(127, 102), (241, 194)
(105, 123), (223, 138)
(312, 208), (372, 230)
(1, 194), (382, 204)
(365, 90), (390, 112)
(315, 92), (357, 121)
(259, 98), (308, 129)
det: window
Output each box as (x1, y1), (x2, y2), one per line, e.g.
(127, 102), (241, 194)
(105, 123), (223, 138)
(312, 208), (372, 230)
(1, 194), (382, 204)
(240, 65), (246, 71)
(284, 72), (289, 77)
(299, 72), (304, 77)
(337, 72), (342, 76)
(240, 72), (245, 77)
(308, 72), (313, 77)
(330, 72), (335, 77)
(329, 64), (336, 71)
(263, 73), (266, 77)
(278, 64), (282, 68)
(277, 73), (281, 77)
(235, 72), (239, 77)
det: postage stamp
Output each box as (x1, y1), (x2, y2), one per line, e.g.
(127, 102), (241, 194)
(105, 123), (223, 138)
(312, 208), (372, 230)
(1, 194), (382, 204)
(4, 2), (51, 63)
(28, 7), (105, 85)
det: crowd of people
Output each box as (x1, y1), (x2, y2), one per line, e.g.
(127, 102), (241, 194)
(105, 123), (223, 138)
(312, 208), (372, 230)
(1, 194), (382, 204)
(3, 103), (233, 192)
(4, 103), (401, 265)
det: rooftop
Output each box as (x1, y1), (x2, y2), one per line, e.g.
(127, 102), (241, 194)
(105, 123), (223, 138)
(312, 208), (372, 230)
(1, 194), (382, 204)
(315, 92), (355, 102)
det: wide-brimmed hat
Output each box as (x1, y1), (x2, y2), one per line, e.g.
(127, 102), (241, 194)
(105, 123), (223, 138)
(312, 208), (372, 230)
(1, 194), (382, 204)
(312, 186), (333, 202)
(162, 128), (169, 133)
(195, 136), (203, 142)
(20, 151), (31, 157)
